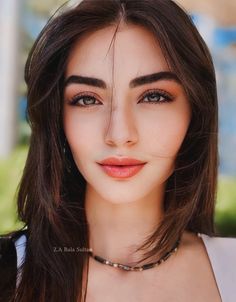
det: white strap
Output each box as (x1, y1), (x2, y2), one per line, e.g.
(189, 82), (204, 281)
(200, 233), (236, 302)
(14, 234), (27, 287)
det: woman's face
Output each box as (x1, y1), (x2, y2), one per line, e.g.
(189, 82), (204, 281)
(63, 24), (191, 204)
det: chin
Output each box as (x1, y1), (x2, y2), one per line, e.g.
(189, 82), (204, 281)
(90, 182), (155, 204)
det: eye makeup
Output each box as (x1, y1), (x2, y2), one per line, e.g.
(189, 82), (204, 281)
(65, 88), (175, 108)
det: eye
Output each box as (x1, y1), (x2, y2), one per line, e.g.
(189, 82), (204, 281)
(67, 93), (101, 107)
(67, 89), (174, 108)
(139, 89), (174, 104)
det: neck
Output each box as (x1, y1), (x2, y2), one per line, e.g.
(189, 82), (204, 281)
(85, 183), (166, 266)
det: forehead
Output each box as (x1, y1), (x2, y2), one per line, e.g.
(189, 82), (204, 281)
(65, 24), (170, 86)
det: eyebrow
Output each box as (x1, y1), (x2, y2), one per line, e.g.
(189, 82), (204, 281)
(64, 71), (181, 89)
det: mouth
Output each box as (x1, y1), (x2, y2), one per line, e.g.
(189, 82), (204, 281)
(97, 163), (146, 179)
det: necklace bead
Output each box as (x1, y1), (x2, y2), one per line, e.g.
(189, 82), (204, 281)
(89, 238), (180, 272)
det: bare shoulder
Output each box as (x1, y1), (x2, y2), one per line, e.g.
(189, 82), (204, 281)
(164, 230), (222, 302)
(177, 230), (236, 301)
(197, 231), (236, 273)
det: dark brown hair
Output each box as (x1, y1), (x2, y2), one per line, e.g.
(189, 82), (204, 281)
(13, 0), (218, 300)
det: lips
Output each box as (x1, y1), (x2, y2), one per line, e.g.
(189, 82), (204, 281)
(99, 157), (146, 166)
(97, 157), (147, 178)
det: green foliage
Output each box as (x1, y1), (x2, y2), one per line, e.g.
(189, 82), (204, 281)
(26, 0), (67, 17)
(215, 176), (236, 236)
(0, 145), (27, 234)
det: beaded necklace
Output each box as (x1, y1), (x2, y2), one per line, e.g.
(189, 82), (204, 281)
(88, 237), (181, 271)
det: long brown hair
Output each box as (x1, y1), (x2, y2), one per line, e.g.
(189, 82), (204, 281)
(13, 0), (218, 300)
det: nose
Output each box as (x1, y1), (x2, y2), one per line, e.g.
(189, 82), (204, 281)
(104, 103), (138, 147)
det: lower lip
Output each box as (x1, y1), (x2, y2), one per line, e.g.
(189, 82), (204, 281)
(98, 163), (146, 178)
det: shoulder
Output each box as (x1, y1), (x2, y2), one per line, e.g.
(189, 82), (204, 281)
(0, 227), (28, 267)
(0, 228), (28, 298)
(199, 232), (236, 301)
(199, 232), (236, 258)
(0, 228), (28, 255)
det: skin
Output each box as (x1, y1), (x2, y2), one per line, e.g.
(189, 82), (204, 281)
(63, 24), (221, 301)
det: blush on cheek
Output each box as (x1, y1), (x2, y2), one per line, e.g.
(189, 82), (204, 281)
(148, 124), (189, 159)
(164, 112), (191, 154)
(146, 132), (185, 159)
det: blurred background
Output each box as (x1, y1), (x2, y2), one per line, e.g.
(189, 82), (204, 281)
(0, 0), (235, 236)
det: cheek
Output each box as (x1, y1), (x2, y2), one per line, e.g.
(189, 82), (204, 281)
(63, 110), (99, 160)
(140, 106), (191, 158)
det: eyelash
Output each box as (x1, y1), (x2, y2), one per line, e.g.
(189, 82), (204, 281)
(67, 89), (174, 108)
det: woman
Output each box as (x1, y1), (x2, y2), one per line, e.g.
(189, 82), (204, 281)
(0, 0), (235, 301)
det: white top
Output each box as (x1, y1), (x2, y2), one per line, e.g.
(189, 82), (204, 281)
(14, 232), (236, 301)
(14, 234), (27, 288)
(199, 233), (236, 302)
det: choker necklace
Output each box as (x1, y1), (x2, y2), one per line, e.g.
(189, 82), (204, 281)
(88, 237), (181, 272)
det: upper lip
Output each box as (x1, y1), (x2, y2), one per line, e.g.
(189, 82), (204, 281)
(98, 157), (146, 166)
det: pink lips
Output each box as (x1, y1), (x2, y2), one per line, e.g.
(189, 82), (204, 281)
(97, 157), (147, 178)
